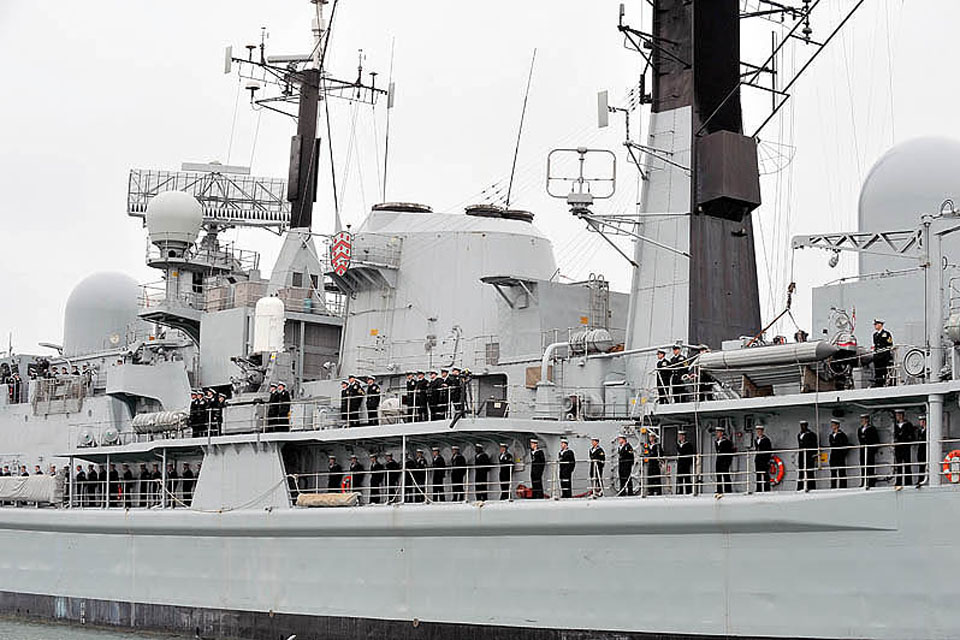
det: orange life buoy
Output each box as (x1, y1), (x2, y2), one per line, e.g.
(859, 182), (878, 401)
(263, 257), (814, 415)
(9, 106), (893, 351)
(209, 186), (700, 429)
(942, 450), (960, 484)
(768, 455), (785, 486)
(341, 476), (352, 492)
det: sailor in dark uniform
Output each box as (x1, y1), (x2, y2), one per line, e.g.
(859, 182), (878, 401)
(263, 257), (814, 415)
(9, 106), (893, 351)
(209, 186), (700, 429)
(86, 464), (99, 507)
(189, 390), (205, 437)
(181, 463), (195, 505)
(754, 425), (772, 493)
(412, 449), (429, 503)
(428, 371), (445, 420)
(916, 414), (928, 487)
(714, 428), (734, 495)
(828, 418), (850, 489)
(557, 438), (576, 498)
(346, 375), (364, 427)
(498, 443), (512, 500)
(449, 367), (464, 416)
(348, 454), (364, 494)
(438, 369), (452, 416)
(402, 373), (416, 422)
(326, 455), (343, 492)
(872, 319), (894, 387)
(108, 463), (121, 507)
(414, 372), (429, 422)
(384, 453), (401, 502)
(214, 391), (228, 435)
(203, 388), (216, 434)
(669, 345), (689, 403)
(339, 381), (350, 424)
(450, 445), (467, 502)
(137, 463), (149, 507)
(121, 463), (135, 508)
(430, 446), (447, 502)
(529, 438), (546, 499)
(892, 408), (914, 488)
(588, 437), (605, 497)
(149, 463), (162, 507)
(365, 376), (381, 426)
(616, 435), (635, 496)
(265, 382), (278, 430)
(368, 454), (384, 504)
(676, 430), (696, 495)
(655, 349), (671, 403)
(858, 413), (880, 488)
(797, 420), (818, 491)
(166, 463), (179, 506)
(275, 383), (291, 431)
(644, 432), (663, 496)
(74, 465), (87, 507)
(474, 444), (492, 501)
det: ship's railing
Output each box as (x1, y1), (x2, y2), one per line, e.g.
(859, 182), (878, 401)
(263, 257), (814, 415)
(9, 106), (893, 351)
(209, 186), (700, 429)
(63, 478), (196, 510)
(285, 440), (943, 507)
(145, 239), (260, 274)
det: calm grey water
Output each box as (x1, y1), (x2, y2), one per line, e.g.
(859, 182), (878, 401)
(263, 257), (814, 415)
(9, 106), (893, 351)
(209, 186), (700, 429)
(0, 618), (183, 640)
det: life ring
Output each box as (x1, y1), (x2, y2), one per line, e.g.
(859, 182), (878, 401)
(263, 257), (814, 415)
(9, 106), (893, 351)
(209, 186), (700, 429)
(340, 476), (352, 492)
(515, 484), (532, 499)
(767, 455), (785, 486)
(942, 450), (960, 484)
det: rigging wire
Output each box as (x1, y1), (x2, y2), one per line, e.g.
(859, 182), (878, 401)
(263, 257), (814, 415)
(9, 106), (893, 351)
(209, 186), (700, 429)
(506, 48), (537, 208)
(225, 74), (243, 165)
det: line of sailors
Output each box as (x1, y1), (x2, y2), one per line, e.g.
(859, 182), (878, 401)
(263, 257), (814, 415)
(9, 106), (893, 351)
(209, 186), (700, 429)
(188, 389), (228, 437)
(339, 375), (380, 427)
(718, 408), (927, 494)
(71, 462), (197, 507)
(1, 365), (23, 405)
(402, 368), (466, 423)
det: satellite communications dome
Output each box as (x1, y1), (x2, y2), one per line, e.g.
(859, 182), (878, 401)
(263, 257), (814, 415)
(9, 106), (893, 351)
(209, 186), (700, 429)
(253, 296), (286, 353)
(63, 272), (141, 357)
(145, 191), (203, 248)
(858, 136), (960, 275)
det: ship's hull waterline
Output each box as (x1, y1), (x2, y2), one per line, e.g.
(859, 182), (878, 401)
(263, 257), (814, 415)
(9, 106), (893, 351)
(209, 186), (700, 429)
(0, 487), (954, 640)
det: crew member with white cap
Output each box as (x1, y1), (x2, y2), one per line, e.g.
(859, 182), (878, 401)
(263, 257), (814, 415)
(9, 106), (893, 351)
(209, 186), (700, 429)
(828, 419), (850, 489)
(557, 438), (575, 498)
(872, 319), (894, 387)
(529, 438), (546, 499)
(892, 408), (915, 488)
(916, 413), (928, 486)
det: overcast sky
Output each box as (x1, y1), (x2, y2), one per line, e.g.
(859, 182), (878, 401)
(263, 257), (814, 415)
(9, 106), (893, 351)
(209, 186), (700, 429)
(0, 0), (957, 354)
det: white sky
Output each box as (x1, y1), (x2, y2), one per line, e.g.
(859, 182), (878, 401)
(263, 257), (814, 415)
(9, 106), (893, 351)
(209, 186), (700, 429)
(0, 0), (957, 353)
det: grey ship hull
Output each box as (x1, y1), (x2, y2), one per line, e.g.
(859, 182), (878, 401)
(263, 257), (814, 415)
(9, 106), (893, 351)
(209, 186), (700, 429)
(0, 487), (955, 640)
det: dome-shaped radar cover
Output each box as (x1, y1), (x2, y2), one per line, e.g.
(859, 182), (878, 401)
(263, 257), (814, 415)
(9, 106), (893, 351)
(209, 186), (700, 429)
(63, 272), (141, 357)
(858, 137), (960, 274)
(145, 191), (203, 246)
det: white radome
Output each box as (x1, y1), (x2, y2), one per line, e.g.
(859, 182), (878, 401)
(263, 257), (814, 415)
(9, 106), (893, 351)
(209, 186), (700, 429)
(145, 191), (203, 246)
(63, 272), (142, 357)
(859, 136), (960, 274)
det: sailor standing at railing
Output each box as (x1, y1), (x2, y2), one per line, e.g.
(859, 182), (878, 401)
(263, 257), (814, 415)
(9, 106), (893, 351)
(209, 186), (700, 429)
(714, 429), (734, 496)
(915, 414), (928, 487)
(616, 435), (635, 497)
(474, 444), (492, 501)
(266, 383), (279, 429)
(403, 373), (416, 422)
(274, 383), (291, 431)
(137, 463), (149, 508)
(339, 381), (349, 423)
(414, 372), (429, 421)
(181, 463), (195, 505)
(498, 443), (512, 500)
(203, 389), (216, 434)
(668, 345), (689, 403)
(558, 438), (575, 498)
(430, 446), (447, 502)
(892, 409), (915, 488)
(189, 390), (205, 437)
(449, 368), (464, 416)
(754, 426), (772, 493)
(828, 419), (850, 489)
(345, 376), (364, 427)
(365, 376), (380, 426)
(411, 450), (428, 503)
(348, 455), (363, 494)
(589, 437), (605, 497)
(676, 431), (695, 495)
(427, 371), (444, 420)
(384, 453), (401, 502)
(529, 439), (546, 499)
(797, 421), (818, 492)
(655, 349), (670, 404)
(326, 455), (343, 492)
(450, 445), (466, 502)
(368, 454), (384, 504)
(643, 432), (663, 496)
(74, 465), (86, 507)
(871, 319), (894, 387)
(858, 414), (879, 488)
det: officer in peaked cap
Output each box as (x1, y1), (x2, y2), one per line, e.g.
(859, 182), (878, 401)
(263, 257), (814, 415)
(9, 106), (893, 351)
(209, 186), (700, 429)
(414, 371), (429, 422)
(872, 319), (894, 387)
(616, 434), (635, 496)
(676, 430), (695, 495)
(348, 454), (364, 492)
(796, 420), (818, 491)
(403, 372), (417, 423)
(430, 446), (447, 502)
(365, 375), (381, 427)
(368, 452), (385, 503)
(655, 348), (671, 404)
(589, 436), (606, 497)
(384, 452), (401, 502)
(266, 382), (279, 431)
(474, 443), (492, 501)
(274, 382), (291, 431)
(558, 437), (576, 498)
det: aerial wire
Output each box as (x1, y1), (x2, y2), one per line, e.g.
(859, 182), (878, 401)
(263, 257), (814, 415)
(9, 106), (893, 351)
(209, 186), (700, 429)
(226, 74), (243, 164)
(505, 48), (537, 208)
(382, 37), (396, 201)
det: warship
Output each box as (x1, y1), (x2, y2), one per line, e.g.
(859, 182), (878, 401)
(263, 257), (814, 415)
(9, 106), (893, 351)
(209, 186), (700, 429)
(1, 1), (959, 639)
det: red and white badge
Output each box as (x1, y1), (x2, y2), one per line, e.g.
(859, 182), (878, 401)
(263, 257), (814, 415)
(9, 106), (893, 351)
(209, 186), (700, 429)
(330, 231), (352, 276)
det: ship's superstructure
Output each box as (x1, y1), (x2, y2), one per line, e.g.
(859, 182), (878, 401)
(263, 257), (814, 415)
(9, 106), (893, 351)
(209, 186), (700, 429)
(1, 2), (959, 640)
